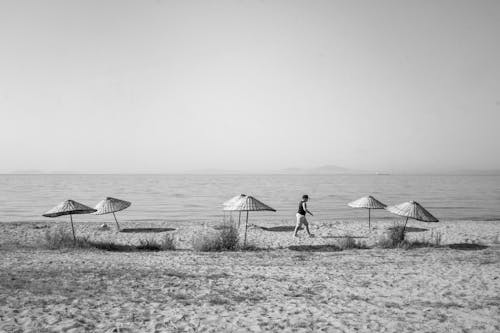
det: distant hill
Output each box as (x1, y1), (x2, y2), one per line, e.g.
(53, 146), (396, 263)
(450, 169), (500, 176)
(280, 165), (359, 174)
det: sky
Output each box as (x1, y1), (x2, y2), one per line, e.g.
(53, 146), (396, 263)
(0, 0), (499, 173)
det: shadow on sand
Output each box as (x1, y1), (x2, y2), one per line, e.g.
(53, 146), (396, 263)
(120, 228), (176, 233)
(448, 243), (489, 251)
(288, 244), (341, 252)
(257, 226), (297, 232)
(321, 235), (368, 239)
(388, 226), (428, 233)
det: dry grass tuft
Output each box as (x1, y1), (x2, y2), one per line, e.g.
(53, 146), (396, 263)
(192, 223), (239, 251)
(159, 233), (177, 250)
(137, 234), (176, 251)
(137, 238), (163, 251)
(377, 225), (406, 248)
(399, 230), (443, 249)
(378, 227), (443, 249)
(337, 236), (369, 250)
(43, 227), (176, 251)
(43, 227), (91, 249)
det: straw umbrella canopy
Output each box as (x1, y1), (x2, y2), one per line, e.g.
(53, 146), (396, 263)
(93, 197), (131, 230)
(385, 201), (439, 232)
(42, 200), (97, 242)
(223, 194), (276, 246)
(223, 194), (246, 226)
(348, 195), (387, 229)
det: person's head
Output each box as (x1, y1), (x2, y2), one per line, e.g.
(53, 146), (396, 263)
(302, 194), (309, 202)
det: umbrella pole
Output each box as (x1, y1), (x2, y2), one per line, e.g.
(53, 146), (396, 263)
(244, 211), (249, 247)
(112, 212), (121, 231)
(368, 208), (371, 230)
(69, 214), (76, 244)
(403, 216), (409, 233)
(238, 211), (241, 228)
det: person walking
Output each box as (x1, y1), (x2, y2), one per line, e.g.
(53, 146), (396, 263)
(293, 194), (314, 237)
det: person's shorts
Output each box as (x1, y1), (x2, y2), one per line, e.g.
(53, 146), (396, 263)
(296, 213), (308, 226)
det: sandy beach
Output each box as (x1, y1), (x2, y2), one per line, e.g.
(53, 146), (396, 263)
(1, 219), (499, 332)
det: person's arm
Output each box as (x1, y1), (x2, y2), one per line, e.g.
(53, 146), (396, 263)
(303, 202), (313, 216)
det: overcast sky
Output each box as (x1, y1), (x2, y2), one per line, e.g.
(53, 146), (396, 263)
(0, 0), (499, 173)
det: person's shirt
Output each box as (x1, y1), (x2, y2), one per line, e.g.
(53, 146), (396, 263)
(297, 200), (307, 215)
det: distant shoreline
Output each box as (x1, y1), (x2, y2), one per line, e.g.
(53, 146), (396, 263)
(2, 172), (500, 176)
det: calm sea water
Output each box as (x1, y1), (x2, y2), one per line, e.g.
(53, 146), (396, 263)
(0, 174), (499, 224)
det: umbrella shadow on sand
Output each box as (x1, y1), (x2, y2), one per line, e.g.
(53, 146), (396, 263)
(321, 235), (368, 239)
(388, 226), (428, 233)
(288, 244), (342, 252)
(448, 243), (489, 251)
(257, 225), (297, 232)
(120, 228), (176, 233)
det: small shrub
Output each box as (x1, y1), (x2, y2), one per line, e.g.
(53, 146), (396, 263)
(160, 233), (176, 250)
(399, 230), (443, 250)
(192, 233), (222, 252)
(192, 224), (239, 252)
(137, 238), (163, 251)
(44, 227), (74, 249)
(89, 241), (135, 251)
(337, 236), (369, 250)
(378, 225), (406, 248)
(44, 227), (91, 249)
(219, 224), (239, 250)
(378, 227), (444, 250)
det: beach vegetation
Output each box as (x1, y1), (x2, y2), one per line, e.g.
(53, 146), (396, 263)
(399, 230), (443, 249)
(43, 227), (176, 251)
(43, 227), (90, 249)
(378, 227), (444, 249)
(377, 225), (407, 248)
(85, 241), (136, 251)
(160, 233), (177, 250)
(137, 238), (163, 251)
(192, 223), (239, 251)
(336, 236), (369, 249)
(137, 234), (177, 251)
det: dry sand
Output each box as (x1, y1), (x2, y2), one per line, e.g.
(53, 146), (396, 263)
(1, 219), (499, 332)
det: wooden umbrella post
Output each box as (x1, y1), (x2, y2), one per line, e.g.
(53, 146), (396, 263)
(238, 211), (241, 228)
(112, 212), (121, 231)
(244, 211), (249, 247)
(402, 216), (409, 233)
(69, 214), (76, 244)
(368, 208), (371, 230)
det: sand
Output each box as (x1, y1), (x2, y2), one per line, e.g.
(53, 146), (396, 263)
(1, 219), (499, 332)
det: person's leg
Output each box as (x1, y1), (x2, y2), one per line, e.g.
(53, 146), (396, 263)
(303, 217), (312, 236)
(293, 214), (303, 237)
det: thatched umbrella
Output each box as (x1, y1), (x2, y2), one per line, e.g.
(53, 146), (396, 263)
(93, 197), (131, 231)
(42, 200), (97, 243)
(223, 194), (276, 246)
(348, 195), (386, 229)
(385, 201), (439, 232)
(223, 194), (246, 227)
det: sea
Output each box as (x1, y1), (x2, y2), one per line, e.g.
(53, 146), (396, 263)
(0, 174), (499, 225)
